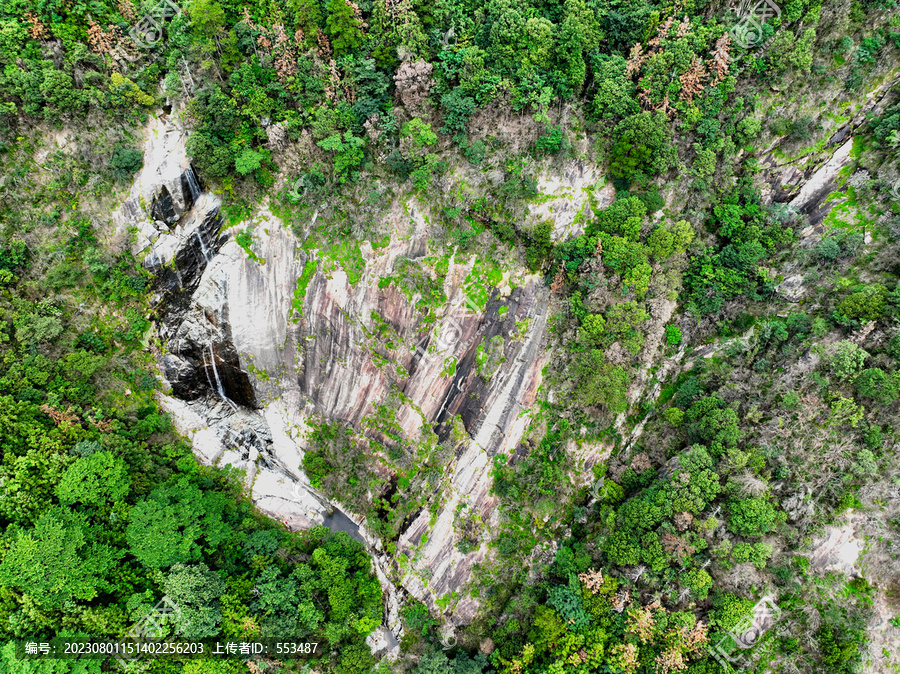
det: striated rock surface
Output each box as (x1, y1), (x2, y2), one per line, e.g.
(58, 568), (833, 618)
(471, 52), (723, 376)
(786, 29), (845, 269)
(117, 116), (551, 627)
(775, 274), (806, 302)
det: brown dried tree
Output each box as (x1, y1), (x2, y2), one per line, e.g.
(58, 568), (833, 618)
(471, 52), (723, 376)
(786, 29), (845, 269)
(679, 56), (707, 104)
(708, 33), (731, 86)
(631, 452), (652, 472)
(317, 29), (333, 58)
(683, 620), (709, 653)
(41, 404), (80, 427)
(673, 511), (694, 531)
(647, 17), (673, 52)
(550, 267), (565, 292)
(25, 11), (48, 39)
(578, 568), (605, 593)
(117, 0), (137, 21)
(88, 20), (115, 54)
(655, 648), (687, 674)
(273, 24), (298, 82)
(625, 43), (647, 78)
(662, 532), (696, 557)
(625, 604), (656, 643)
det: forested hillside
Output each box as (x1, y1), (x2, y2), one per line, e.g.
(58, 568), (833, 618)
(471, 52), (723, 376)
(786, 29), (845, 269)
(0, 0), (899, 671)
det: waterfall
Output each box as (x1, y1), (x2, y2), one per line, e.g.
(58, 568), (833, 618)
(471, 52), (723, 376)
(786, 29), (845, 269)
(196, 230), (210, 262)
(185, 166), (202, 202)
(208, 345), (238, 410)
(201, 350), (215, 391)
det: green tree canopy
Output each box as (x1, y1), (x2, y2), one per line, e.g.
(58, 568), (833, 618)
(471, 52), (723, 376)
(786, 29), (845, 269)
(0, 508), (120, 608)
(55, 451), (129, 508)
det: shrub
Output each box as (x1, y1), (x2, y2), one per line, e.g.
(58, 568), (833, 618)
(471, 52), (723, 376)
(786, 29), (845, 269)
(830, 341), (868, 380)
(440, 88), (476, 134)
(855, 368), (898, 404)
(648, 227), (674, 259)
(635, 190), (665, 213)
(109, 146), (144, 181)
(664, 407), (685, 427)
(780, 391), (800, 410)
(570, 350), (630, 412)
(234, 149), (263, 176)
(837, 285), (887, 323)
(536, 126), (566, 154)
(665, 324), (682, 346)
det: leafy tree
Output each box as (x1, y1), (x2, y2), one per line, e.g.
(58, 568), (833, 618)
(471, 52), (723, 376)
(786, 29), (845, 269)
(686, 396), (741, 454)
(441, 87), (476, 134)
(556, 0), (601, 90)
(682, 568), (713, 600)
(109, 146), (144, 181)
(235, 149), (263, 175)
(548, 579), (590, 630)
(578, 313), (606, 347)
(243, 529), (282, 562)
(286, 0), (323, 38)
(817, 624), (863, 673)
(252, 562), (325, 637)
(837, 285), (887, 323)
(605, 530), (641, 566)
(525, 221), (553, 272)
(0, 449), (71, 525)
(589, 54), (638, 119)
(318, 131), (365, 182)
(709, 593), (755, 630)
(401, 117), (438, 154)
(609, 111), (677, 182)
(162, 563), (227, 638)
(188, 0), (226, 40)
(604, 301), (648, 355)
(349, 59), (391, 125)
(55, 451), (129, 508)
(186, 131), (237, 180)
(0, 508), (120, 608)
(325, 0), (364, 56)
(570, 349), (630, 411)
(648, 226), (674, 259)
(854, 368), (898, 404)
(40, 65), (84, 114)
(727, 497), (784, 537)
(126, 478), (231, 569)
(109, 73), (153, 107)
(665, 325), (682, 346)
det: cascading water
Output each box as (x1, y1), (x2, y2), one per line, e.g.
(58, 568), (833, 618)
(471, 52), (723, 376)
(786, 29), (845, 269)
(208, 345), (238, 410)
(185, 165), (202, 202)
(196, 229), (210, 262)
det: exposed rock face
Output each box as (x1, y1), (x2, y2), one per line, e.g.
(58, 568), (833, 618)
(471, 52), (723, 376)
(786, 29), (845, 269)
(808, 519), (864, 576)
(775, 274), (805, 302)
(117, 116), (550, 627)
(529, 160), (613, 241)
(786, 138), (854, 227)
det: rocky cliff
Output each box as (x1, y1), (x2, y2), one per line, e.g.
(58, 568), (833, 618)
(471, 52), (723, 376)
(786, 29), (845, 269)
(116, 115), (550, 634)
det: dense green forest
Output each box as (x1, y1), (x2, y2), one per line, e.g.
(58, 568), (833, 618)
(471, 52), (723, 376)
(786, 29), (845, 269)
(0, 0), (899, 671)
